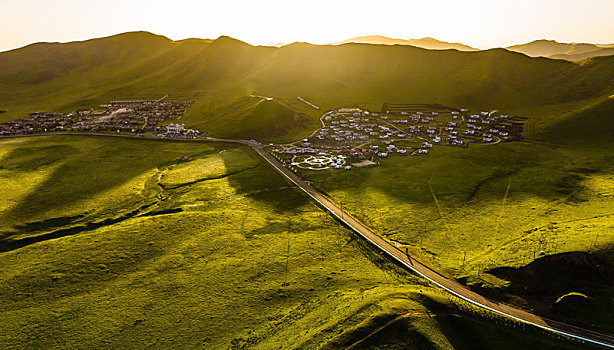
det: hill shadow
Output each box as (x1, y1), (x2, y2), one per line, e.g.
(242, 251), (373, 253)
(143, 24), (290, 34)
(0, 136), (211, 241)
(308, 138), (614, 212)
(222, 146), (310, 213)
(480, 247), (614, 336)
(537, 97), (614, 146)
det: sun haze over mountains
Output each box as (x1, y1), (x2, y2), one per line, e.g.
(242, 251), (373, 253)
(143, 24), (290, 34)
(326, 35), (614, 61)
(2, 0), (614, 52)
(506, 39), (614, 61)
(330, 36), (478, 51)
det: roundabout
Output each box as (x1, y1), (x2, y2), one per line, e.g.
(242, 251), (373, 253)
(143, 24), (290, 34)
(291, 154), (347, 170)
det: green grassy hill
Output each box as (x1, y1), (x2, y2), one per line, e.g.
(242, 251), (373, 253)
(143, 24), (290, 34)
(203, 98), (314, 140)
(0, 135), (598, 349)
(1, 32), (613, 142)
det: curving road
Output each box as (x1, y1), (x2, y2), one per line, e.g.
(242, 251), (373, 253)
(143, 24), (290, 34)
(3, 132), (614, 348)
(210, 137), (614, 349)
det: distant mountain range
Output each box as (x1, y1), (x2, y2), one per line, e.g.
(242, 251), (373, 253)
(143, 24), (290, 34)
(506, 39), (614, 61)
(329, 36), (614, 61)
(330, 35), (478, 52)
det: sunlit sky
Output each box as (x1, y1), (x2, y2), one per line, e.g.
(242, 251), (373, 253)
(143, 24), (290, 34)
(1, 0), (614, 52)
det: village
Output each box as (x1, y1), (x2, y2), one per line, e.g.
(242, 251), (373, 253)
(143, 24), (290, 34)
(0, 100), (526, 173)
(0, 98), (199, 138)
(267, 103), (526, 171)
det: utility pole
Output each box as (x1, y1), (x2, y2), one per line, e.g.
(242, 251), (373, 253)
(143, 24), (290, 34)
(284, 219), (291, 284)
(591, 234), (598, 250)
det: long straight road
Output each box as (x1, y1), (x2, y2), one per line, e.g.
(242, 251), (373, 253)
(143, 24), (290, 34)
(216, 138), (614, 349)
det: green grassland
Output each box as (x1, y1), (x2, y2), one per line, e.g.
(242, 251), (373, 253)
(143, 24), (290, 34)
(201, 97), (317, 141)
(0, 135), (596, 349)
(1, 32), (614, 142)
(307, 98), (614, 332)
(1, 31), (613, 347)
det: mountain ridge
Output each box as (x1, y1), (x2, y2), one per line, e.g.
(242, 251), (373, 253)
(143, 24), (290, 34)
(330, 35), (479, 51)
(506, 39), (614, 61)
(1, 31), (613, 141)
(3, 32), (614, 60)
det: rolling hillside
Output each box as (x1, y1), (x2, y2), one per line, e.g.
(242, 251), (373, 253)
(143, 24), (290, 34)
(1, 32), (614, 141)
(0, 135), (595, 349)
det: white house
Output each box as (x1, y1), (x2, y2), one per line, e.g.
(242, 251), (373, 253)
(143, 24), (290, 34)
(166, 123), (185, 134)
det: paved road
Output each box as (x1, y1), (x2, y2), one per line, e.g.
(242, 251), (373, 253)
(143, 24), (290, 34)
(211, 138), (614, 349)
(3, 132), (614, 348)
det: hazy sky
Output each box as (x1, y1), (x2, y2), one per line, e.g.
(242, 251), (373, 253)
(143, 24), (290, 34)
(1, 0), (614, 51)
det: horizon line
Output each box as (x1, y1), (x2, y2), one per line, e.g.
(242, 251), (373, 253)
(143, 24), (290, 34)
(2, 30), (614, 53)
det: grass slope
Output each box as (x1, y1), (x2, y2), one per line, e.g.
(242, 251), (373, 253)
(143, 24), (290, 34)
(0, 135), (596, 349)
(204, 98), (315, 141)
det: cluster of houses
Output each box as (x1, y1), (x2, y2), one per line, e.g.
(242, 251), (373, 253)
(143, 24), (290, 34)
(270, 104), (525, 171)
(0, 99), (198, 137)
(75, 100), (192, 133)
(154, 122), (200, 137)
(464, 111), (512, 142)
(0, 112), (73, 135)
